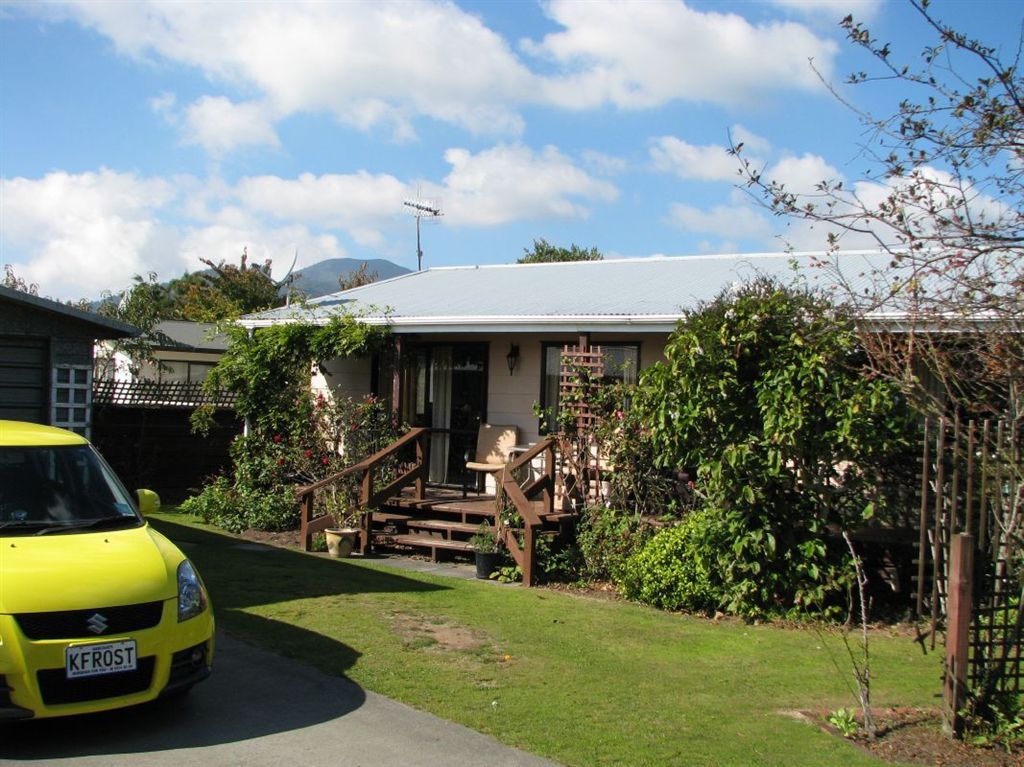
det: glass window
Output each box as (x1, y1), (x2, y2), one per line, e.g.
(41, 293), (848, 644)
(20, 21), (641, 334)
(0, 444), (141, 532)
(540, 343), (639, 434)
(188, 363), (216, 383)
(159, 360), (189, 383)
(51, 365), (92, 437)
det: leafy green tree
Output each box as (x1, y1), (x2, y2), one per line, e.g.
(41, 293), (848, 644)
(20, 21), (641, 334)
(633, 278), (918, 616)
(180, 250), (283, 321)
(517, 238), (603, 264)
(2, 264), (38, 295)
(337, 262), (381, 291)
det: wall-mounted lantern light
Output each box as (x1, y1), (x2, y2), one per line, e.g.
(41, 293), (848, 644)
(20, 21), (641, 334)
(506, 344), (520, 375)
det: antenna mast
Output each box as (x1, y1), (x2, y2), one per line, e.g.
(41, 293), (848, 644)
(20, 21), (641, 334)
(402, 197), (443, 271)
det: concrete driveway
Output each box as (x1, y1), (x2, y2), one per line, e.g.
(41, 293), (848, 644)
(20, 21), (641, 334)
(0, 632), (560, 767)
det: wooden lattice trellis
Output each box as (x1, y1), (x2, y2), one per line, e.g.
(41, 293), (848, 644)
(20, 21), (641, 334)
(916, 417), (1024, 729)
(556, 344), (609, 506)
(93, 379), (238, 410)
(558, 344), (604, 432)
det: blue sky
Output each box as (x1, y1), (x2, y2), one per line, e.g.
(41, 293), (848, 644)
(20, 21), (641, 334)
(1, 0), (1020, 300)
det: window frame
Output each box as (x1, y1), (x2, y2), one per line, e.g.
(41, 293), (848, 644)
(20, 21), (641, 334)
(538, 341), (640, 435)
(51, 364), (93, 437)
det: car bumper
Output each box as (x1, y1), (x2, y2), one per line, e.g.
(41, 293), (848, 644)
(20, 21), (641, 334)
(0, 598), (214, 720)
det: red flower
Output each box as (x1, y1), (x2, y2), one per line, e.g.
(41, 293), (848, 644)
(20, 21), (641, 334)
(322, 457), (330, 465)
(350, 422), (359, 431)
(272, 434), (282, 444)
(276, 458), (285, 466)
(304, 449), (313, 459)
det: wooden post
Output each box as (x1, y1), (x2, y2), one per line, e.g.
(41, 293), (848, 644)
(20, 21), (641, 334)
(390, 336), (403, 416)
(522, 522), (535, 587)
(916, 419), (931, 619)
(300, 492), (315, 552)
(359, 467), (373, 555)
(932, 418), (946, 649)
(944, 533), (974, 737)
(415, 429), (426, 501)
(543, 440), (555, 516)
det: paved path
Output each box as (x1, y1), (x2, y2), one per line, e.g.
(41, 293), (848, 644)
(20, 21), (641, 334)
(0, 632), (560, 767)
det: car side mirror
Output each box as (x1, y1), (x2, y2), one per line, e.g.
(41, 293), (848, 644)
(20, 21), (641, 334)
(136, 488), (161, 516)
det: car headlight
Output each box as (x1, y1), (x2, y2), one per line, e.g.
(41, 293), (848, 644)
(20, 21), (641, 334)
(177, 560), (208, 622)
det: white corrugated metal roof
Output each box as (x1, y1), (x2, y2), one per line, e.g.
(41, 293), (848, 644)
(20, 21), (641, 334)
(241, 252), (890, 333)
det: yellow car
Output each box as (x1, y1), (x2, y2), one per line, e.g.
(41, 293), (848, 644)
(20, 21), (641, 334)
(0, 421), (214, 720)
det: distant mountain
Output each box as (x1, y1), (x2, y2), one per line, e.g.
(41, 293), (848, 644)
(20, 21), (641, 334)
(289, 258), (410, 299)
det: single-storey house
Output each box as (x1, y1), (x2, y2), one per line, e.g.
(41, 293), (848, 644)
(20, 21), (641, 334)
(241, 252), (888, 491)
(97, 320), (230, 384)
(0, 286), (137, 435)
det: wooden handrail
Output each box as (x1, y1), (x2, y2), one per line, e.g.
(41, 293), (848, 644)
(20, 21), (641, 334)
(299, 427), (429, 552)
(496, 437), (557, 586)
(508, 439), (551, 471)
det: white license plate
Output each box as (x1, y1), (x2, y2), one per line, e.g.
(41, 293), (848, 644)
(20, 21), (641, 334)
(65, 640), (138, 679)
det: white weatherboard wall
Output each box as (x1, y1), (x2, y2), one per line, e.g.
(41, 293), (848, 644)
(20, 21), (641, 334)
(487, 338), (542, 444)
(315, 356), (373, 402)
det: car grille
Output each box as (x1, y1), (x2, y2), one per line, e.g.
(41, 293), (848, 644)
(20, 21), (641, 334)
(14, 601), (165, 640)
(36, 657), (156, 705)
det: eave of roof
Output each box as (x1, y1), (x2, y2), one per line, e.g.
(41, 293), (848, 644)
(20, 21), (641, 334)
(0, 285), (139, 338)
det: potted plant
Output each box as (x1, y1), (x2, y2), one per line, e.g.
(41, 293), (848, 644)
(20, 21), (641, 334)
(469, 522), (501, 579)
(324, 504), (363, 559)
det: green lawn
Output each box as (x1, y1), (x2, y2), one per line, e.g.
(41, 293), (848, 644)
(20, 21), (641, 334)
(152, 512), (939, 767)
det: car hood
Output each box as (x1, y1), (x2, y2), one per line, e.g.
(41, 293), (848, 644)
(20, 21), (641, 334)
(0, 524), (184, 614)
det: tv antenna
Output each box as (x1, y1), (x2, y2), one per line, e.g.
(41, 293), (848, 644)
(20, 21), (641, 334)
(403, 196), (443, 271)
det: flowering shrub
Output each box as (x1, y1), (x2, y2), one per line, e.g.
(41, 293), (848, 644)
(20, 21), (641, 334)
(185, 391), (403, 531)
(184, 315), (400, 532)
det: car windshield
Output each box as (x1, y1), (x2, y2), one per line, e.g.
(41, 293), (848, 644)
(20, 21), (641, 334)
(0, 444), (141, 535)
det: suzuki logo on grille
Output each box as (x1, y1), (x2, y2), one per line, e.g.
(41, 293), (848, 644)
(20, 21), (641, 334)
(86, 613), (108, 635)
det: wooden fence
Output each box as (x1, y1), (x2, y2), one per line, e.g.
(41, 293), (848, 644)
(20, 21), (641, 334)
(916, 417), (1024, 733)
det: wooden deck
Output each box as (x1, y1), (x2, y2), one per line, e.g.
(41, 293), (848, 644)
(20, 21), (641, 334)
(297, 431), (565, 585)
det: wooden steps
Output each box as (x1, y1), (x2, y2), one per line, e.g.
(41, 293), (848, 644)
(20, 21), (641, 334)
(407, 519), (482, 535)
(369, 491), (497, 560)
(384, 533), (475, 562)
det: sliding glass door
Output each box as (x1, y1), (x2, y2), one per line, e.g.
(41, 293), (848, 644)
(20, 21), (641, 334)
(403, 343), (487, 486)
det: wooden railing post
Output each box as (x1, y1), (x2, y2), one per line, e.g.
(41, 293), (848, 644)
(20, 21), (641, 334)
(359, 465), (373, 554)
(944, 533), (975, 737)
(415, 430), (426, 501)
(300, 492), (315, 551)
(523, 522), (535, 587)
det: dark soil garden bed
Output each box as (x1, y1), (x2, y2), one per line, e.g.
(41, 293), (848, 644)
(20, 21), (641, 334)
(794, 708), (1023, 766)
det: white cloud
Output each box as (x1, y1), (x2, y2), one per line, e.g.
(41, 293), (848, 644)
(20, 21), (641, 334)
(767, 152), (841, 194)
(582, 150), (628, 176)
(649, 136), (741, 182)
(183, 97), (280, 154)
(179, 219), (349, 277)
(0, 141), (620, 297)
(436, 144), (619, 226)
(664, 202), (774, 240)
(39, 0), (534, 143)
(0, 170), (184, 299)
(235, 172), (409, 230)
(730, 125), (773, 156)
(528, 0), (837, 110)
(26, 0), (841, 155)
